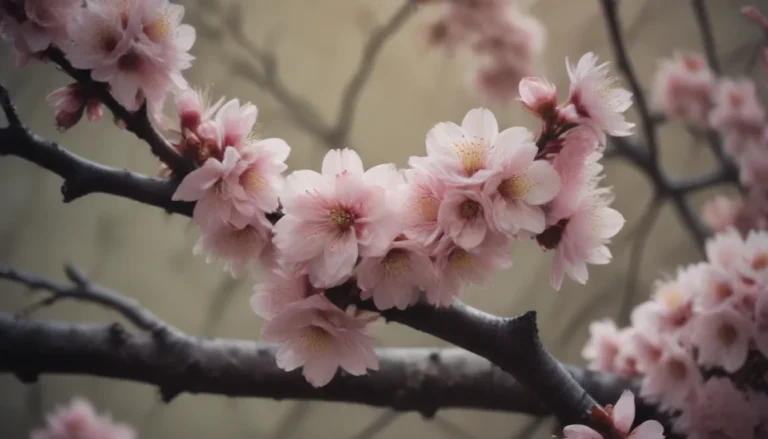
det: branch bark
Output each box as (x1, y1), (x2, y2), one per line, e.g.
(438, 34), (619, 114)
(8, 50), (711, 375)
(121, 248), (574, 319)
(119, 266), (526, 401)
(0, 314), (633, 417)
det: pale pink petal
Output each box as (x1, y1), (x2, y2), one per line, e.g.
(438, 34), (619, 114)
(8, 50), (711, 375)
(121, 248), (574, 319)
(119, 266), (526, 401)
(321, 148), (364, 177)
(562, 425), (602, 439)
(628, 420), (665, 439)
(524, 160), (561, 204)
(461, 107), (499, 142)
(612, 390), (636, 436)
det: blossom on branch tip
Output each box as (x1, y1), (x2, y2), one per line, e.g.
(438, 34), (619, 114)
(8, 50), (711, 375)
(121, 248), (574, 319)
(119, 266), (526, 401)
(193, 219), (273, 278)
(544, 189), (625, 291)
(566, 52), (634, 137)
(46, 83), (104, 131)
(31, 398), (135, 439)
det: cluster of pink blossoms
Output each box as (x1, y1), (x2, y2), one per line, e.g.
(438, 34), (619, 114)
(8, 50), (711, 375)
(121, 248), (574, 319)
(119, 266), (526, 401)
(583, 229), (768, 438)
(1, 0), (195, 127)
(419, 0), (545, 102)
(30, 398), (135, 439)
(166, 52), (632, 386)
(651, 42), (768, 235)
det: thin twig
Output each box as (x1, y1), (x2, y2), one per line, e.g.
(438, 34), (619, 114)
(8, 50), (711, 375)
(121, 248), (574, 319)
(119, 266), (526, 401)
(330, 1), (418, 147)
(691, 0), (721, 74)
(0, 264), (171, 335)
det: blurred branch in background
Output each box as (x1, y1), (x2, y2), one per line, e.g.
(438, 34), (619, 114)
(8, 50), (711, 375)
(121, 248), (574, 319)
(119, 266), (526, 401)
(195, 0), (416, 149)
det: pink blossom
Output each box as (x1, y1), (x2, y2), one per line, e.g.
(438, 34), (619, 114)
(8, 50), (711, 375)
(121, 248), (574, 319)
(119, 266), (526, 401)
(471, 61), (529, 104)
(437, 189), (494, 249)
(651, 53), (714, 125)
(566, 52), (634, 137)
(31, 398), (135, 439)
(274, 149), (403, 288)
(544, 189), (625, 290)
(193, 219), (273, 278)
(410, 108), (502, 186)
(690, 306), (752, 372)
(547, 126), (604, 222)
(483, 127), (560, 235)
(518, 76), (557, 118)
(251, 270), (315, 320)
(215, 98), (258, 150)
(702, 195), (743, 233)
(755, 288), (768, 357)
(640, 339), (702, 411)
(581, 318), (621, 372)
(705, 228), (746, 272)
(736, 230), (768, 286)
(173, 141), (289, 230)
(402, 169), (447, 251)
(356, 238), (435, 310)
(673, 378), (759, 439)
(260, 294), (379, 387)
(428, 235), (511, 307)
(695, 266), (742, 311)
(63, 0), (195, 110)
(562, 391), (664, 439)
(708, 79), (766, 151)
(45, 83), (104, 131)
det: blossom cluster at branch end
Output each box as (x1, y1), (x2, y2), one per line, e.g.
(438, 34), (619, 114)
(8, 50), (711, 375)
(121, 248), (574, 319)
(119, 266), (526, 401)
(155, 51), (633, 386)
(0, 0), (196, 129)
(561, 391), (664, 439)
(583, 229), (768, 438)
(418, 0), (546, 103)
(30, 398), (136, 439)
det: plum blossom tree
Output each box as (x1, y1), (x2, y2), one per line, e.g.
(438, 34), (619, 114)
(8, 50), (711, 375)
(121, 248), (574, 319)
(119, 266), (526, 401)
(0, 0), (766, 438)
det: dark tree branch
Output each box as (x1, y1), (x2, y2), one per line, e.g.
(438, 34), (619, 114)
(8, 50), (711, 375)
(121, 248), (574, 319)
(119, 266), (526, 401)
(41, 48), (192, 175)
(0, 83), (192, 216)
(691, 0), (721, 74)
(0, 314), (635, 417)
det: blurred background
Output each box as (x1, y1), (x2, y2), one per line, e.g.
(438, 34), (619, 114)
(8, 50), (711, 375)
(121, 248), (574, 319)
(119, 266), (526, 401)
(0, 0), (765, 437)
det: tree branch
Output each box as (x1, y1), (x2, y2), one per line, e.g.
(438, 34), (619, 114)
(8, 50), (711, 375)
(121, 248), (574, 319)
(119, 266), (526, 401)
(0, 313), (633, 416)
(691, 0), (721, 74)
(0, 83), (192, 216)
(40, 48), (192, 175)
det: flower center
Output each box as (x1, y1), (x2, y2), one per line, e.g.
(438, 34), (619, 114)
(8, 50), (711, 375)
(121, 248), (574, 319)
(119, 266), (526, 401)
(683, 55), (703, 72)
(459, 200), (481, 219)
(415, 196), (440, 222)
(301, 326), (333, 352)
(717, 323), (738, 346)
(117, 50), (142, 72)
(658, 287), (686, 310)
(145, 12), (171, 42)
(714, 282), (733, 302)
(728, 91), (745, 108)
(239, 168), (265, 193)
(330, 208), (354, 230)
(99, 30), (119, 53)
(448, 248), (474, 272)
(751, 251), (768, 271)
(668, 358), (688, 381)
(536, 219), (568, 250)
(498, 174), (531, 199)
(452, 140), (485, 177)
(382, 249), (410, 276)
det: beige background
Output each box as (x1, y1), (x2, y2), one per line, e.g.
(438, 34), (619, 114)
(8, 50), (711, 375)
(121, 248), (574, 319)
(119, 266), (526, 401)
(0, 0), (764, 437)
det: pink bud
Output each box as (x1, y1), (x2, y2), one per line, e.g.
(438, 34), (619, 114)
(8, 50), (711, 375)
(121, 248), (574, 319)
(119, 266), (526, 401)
(518, 76), (558, 119)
